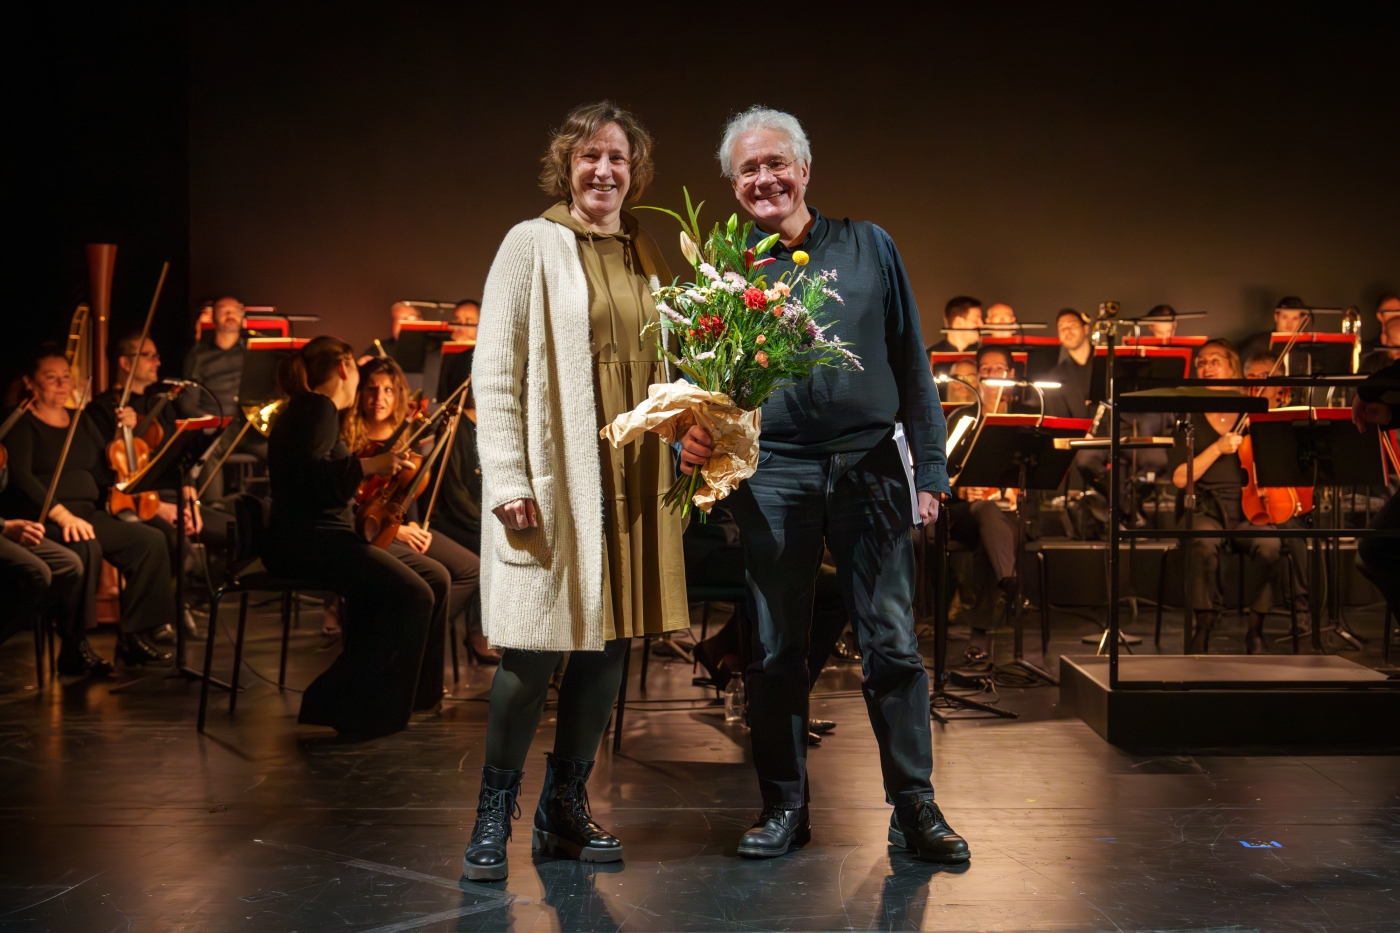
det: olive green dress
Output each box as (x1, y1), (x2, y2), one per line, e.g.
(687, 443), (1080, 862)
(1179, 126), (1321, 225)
(542, 202), (689, 641)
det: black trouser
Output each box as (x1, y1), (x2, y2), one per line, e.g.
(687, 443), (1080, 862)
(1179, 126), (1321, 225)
(484, 640), (630, 771)
(1358, 489), (1400, 606)
(1188, 515), (1308, 613)
(48, 510), (174, 635)
(731, 435), (935, 809)
(0, 536), (83, 647)
(949, 498), (1018, 582)
(265, 526), (433, 737)
(387, 533), (478, 709)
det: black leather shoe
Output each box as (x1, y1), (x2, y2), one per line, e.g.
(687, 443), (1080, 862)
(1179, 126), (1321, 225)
(533, 753), (623, 862)
(738, 805), (810, 859)
(115, 632), (174, 668)
(806, 731), (822, 747)
(56, 638), (114, 678)
(463, 766), (522, 881)
(150, 624), (177, 646)
(890, 800), (970, 863)
(808, 719), (836, 735)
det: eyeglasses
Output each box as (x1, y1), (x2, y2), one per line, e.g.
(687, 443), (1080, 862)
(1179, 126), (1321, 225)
(734, 158), (797, 181)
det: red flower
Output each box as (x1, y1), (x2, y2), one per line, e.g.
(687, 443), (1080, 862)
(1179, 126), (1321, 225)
(755, 350), (769, 368)
(752, 257), (776, 269)
(743, 248), (754, 269)
(743, 288), (766, 310)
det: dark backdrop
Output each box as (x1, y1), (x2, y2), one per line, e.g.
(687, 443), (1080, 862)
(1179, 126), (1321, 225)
(5, 6), (1398, 392)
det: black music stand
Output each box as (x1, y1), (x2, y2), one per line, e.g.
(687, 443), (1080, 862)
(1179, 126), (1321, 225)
(393, 322), (454, 399)
(954, 415), (1085, 684)
(1252, 408), (1384, 652)
(111, 417), (234, 693)
(1090, 351), (1191, 406)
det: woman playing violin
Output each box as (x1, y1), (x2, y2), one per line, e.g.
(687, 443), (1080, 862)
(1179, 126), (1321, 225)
(1168, 339), (1308, 654)
(0, 347), (176, 670)
(341, 357), (482, 699)
(262, 337), (433, 739)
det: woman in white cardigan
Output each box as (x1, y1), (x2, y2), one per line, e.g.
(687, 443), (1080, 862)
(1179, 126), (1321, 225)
(463, 101), (712, 881)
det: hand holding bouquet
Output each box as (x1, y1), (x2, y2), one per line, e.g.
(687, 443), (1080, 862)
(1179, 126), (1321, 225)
(601, 189), (861, 519)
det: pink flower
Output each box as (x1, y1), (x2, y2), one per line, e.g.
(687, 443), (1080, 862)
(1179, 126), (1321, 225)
(755, 350), (769, 368)
(743, 287), (767, 310)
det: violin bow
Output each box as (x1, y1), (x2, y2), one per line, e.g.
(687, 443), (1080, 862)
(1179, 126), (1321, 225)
(40, 378), (92, 522)
(419, 403), (462, 533)
(116, 262), (169, 467)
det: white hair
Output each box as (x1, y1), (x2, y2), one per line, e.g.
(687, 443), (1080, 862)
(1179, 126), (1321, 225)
(717, 106), (812, 177)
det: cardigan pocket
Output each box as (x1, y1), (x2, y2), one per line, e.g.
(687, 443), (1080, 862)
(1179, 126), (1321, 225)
(496, 475), (556, 566)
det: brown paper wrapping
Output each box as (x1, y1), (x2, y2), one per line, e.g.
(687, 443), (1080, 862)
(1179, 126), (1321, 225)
(600, 380), (761, 512)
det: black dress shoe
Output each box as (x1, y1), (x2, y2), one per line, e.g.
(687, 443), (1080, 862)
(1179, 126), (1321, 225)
(806, 731), (822, 747)
(738, 805), (810, 859)
(533, 754), (624, 862)
(56, 638), (114, 678)
(890, 800), (970, 863)
(808, 719), (836, 735)
(115, 632), (174, 668)
(463, 766), (522, 881)
(150, 624), (177, 646)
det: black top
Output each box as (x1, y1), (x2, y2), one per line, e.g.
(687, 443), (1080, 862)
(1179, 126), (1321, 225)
(1167, 411), (1248, 524)
(1358, 357), (1400, 431)
(927, 338), (978, 354)
(742, 208), (949, 493)
(1044, 349), (1092, 419)
(426, 417), (482, 553)
(181, 331), (246, 419)
(0, 410), (112, 520)
(266, 392), (363, 535)
(90, 386), (183, 493)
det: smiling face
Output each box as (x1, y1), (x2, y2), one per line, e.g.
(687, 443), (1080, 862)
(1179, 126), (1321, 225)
(1195, 344), (1238, 380)
(728, 127), (810, 230)
(25, 355), (73, 408)
(569, 121), (631, 227)
(359, 371), (397, 426)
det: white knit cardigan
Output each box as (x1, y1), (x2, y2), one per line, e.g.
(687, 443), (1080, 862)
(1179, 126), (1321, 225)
(474, 218), (610, 651)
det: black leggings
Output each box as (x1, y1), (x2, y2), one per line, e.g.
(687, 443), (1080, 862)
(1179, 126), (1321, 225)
(485, 639), (629, 771)
(265, 526), (433, 738)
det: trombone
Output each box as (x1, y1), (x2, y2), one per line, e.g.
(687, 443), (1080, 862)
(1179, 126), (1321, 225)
(192, 398), (285, 500)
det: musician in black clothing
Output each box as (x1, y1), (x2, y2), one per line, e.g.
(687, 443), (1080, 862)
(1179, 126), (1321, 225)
(0, 510), (89, 674)
(1043, 308), (1093, 419)
(1353, 356), (1400, 614)
(183, 296), (260, 500)
(1167, 339), (1307, 654)
(1, 349), (175, 668)
(926, 296), (982, 353)
(263, 336), (433, 739)
(360, 301), (421, 362)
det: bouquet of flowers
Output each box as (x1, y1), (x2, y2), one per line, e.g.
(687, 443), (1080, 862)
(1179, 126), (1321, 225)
(601, 189), (861, 519)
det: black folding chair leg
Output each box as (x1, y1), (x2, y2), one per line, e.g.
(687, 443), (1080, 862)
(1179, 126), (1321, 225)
(197, 593), (222, 733)
(639, 634), (651, 695)
(278, 591), (292, 690)
(1155, 548), (1169, 648)
(32, 617), (45, 690)
(229, 592), (249, 716)
(1037, 552), (1049, 656)
(448, 610), (459, 685)
(611, 637), (633, 753)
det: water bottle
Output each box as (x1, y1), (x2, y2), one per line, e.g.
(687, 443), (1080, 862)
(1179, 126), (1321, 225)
(724, 677), (746, 725)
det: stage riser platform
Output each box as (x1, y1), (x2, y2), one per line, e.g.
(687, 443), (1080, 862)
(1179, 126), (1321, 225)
(1062, 655), (1400, 749)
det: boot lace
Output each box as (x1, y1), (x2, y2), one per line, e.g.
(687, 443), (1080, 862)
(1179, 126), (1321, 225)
(471, 786), (521, 844)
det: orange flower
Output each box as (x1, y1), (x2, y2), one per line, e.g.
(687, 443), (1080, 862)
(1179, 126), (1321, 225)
(756, 350), (769, 368)
(755, 334), (766, 345)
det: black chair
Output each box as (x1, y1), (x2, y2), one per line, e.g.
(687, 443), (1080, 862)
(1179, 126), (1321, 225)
(196, 494), (328, 733)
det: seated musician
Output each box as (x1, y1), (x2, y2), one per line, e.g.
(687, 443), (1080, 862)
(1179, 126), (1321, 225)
(450, 299), (480, 344)
(1239, 295), (1306, 370)
(361, 301), (421, 362)
(1352, 352), (1400, 609)
(262, 336), (432, 738)
(1146, 304), (1176, 340)
(1360, 316), (1400, 372)
(342, 356), (480, 696)
(1168, 339), (1308, 654)
(985, 302), (1017, 339)
(183, 296), (257, 500)
(0, 347), (176, 668)
(928, 296), (982, 352)
(1044, 308), (1093, 418)
(1360, 293), (1400, 354)
(947, 345), (1028, 665)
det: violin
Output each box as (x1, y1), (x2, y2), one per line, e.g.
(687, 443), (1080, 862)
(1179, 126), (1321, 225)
(353, 395), (429, 507)
(1236, 330), (1314, 526)
(356, 402), (457, 548)
(106, 262), (168, 521)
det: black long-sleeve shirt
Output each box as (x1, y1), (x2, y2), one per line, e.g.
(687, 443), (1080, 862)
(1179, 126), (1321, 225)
(1358, 358), (1400, 431)
(266, 392), (363, 536)
(0, 410), (112, 520)
(181, 331), (246, 419)
(743, 208), (949, 494)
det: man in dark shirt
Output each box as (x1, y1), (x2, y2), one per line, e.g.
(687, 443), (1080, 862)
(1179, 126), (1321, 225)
(703, 106), (965, 864)
(1239, 296), (1307, 371)
(927, 296), (982, 353)
(1361, 293), (1400, 354)
(183, 296), (260, 500)
(1044, 308), (1093, 418)
(1353, 357), (1400, 612)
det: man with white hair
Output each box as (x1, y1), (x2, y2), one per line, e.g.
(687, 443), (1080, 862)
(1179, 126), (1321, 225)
(705, 106), (967, 863)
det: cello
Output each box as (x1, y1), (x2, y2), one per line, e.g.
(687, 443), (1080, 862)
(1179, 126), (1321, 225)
(106, 262), (168, 521)
(1237, 329), (1315, 526)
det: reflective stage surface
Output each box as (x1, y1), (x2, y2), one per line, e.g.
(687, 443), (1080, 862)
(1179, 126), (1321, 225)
(1, 601), (1398, 932)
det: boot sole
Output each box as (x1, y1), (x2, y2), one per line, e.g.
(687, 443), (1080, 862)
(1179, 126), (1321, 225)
(738, 826), (811, 859)
(888, 827), (972, 863)
(461, 856), (509, 882)
(532, 828), (624, 863)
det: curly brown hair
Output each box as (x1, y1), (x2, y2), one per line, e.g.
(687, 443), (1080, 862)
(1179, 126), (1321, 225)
(341, 356), (411, 454)
(540, 100), (654, 204)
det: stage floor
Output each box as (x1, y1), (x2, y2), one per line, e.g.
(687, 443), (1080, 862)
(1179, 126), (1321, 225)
(1, 600), (1398, 932)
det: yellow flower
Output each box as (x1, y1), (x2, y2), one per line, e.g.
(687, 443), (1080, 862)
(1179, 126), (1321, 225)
(792, 250), (809, 266)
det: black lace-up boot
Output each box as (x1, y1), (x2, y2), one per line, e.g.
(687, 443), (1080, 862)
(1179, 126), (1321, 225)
(890, 799), (971, 863)
(532, 753), (624, 862)
(462, 766), (522, 881)
(738, 804), (811, 858)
